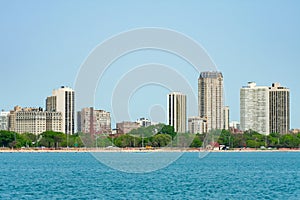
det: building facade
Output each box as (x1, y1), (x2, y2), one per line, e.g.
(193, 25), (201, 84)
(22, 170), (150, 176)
(14, 107), (62, 135)
(45, 112), (63, 133)
(79, 107), (111, 135)
(136, 118), (151, 127)
(168, 92), (187, 133)
(229, 121), (241, 130)
(46, 86), (75, 134)
(116, 121), (141, 134)
(0, 111), (9, 130)
(269, 83), (290, 134)
(188, 116), (207, 134)
(198, 71), (224, 131)
(8, 106), (22, 132)
(223, 106), (230, 130)
(240, 82), (270, 135)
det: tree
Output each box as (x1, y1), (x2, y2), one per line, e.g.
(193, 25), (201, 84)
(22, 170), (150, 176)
(40, 131), (65, 148)
(281, 134), (300, 148)
(190, 134), (202, 148)
(159, 125), (176, 139)
(0, 130), (16, 147)
(152, 134), (171, 147)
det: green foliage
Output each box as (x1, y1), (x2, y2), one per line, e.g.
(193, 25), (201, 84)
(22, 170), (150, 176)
(190, 134), (203, 148)
(114, 134), (135, 148)
(0, 130), (16, 147)
(158, 125), (176, 139)
(1, 128), (300, 149)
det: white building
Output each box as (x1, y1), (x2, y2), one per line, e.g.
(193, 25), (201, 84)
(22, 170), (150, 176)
(15, 107), (62, 135)
(0, 111), (9, 130)
(45, 112), (63, 133)
(136, 118), (151, 127)
(168, 92), (187, 133)
(46, 86), (75, 134)
(229, 121), (241, 130)
(198, 71), (224, 131)
(240, 82), (270, 135)
(188, 116), (207, 134)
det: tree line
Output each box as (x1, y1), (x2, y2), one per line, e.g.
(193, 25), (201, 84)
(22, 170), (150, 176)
(0, 130), (84, 149)
(1, 127), (300, 149)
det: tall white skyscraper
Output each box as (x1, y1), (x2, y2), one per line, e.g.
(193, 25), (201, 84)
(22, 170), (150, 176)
(240, 82), (270, 135)
(46, 86), (75, 134)
(168, 92), (187, 133)
(198, 71), (224, 131)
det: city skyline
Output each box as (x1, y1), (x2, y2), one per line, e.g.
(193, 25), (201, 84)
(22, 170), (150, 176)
(1, 1), (300, 128)
(0, 76), (294, 134)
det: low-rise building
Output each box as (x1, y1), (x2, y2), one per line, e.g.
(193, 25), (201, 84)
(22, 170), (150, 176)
(116, 121), (141, 134)
(9, 106), (62, 135)
(136, 118), (151, 127)
(188, 116), (207, 134)
(0, 110), (9, 130)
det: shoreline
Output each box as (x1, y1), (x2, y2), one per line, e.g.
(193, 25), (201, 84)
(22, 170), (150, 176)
(1, 148), (300, 153)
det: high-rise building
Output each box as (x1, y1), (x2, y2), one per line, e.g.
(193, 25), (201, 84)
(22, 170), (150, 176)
(0, 110), (9, 131)
(198, 71), (224, 131)
(223, 106), (230, 130)
(188, 116), (207, 134)
(79, 107), (111, 135)
(46, 86), (75, 134)
(240, 82), (290, 135)
(240, 82), (270, 135)
(168, 92), (187, 133)
(269, 83), (290, 134)
(77, 111), (82, 132)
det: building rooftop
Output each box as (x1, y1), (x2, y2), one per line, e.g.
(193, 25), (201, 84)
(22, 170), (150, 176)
(199, 71), (223, 79)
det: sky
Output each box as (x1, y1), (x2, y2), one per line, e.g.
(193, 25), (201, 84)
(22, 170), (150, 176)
(1, 0), (300, 128)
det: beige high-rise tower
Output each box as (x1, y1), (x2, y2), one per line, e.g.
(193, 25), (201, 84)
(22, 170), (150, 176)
(269, 83), (290, 134)
(198, 72), (224, 131)
(46, 86), (75, 134)
(168, 92), (187, 133)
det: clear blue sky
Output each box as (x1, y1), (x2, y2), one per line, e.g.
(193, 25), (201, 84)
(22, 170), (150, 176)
(1, 0), (300, 128)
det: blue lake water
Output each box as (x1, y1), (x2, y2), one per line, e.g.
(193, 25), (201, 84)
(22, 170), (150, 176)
(0, 152), (299, 199)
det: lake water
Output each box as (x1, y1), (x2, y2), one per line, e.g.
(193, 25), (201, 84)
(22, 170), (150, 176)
(0, 152), (299, 199)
